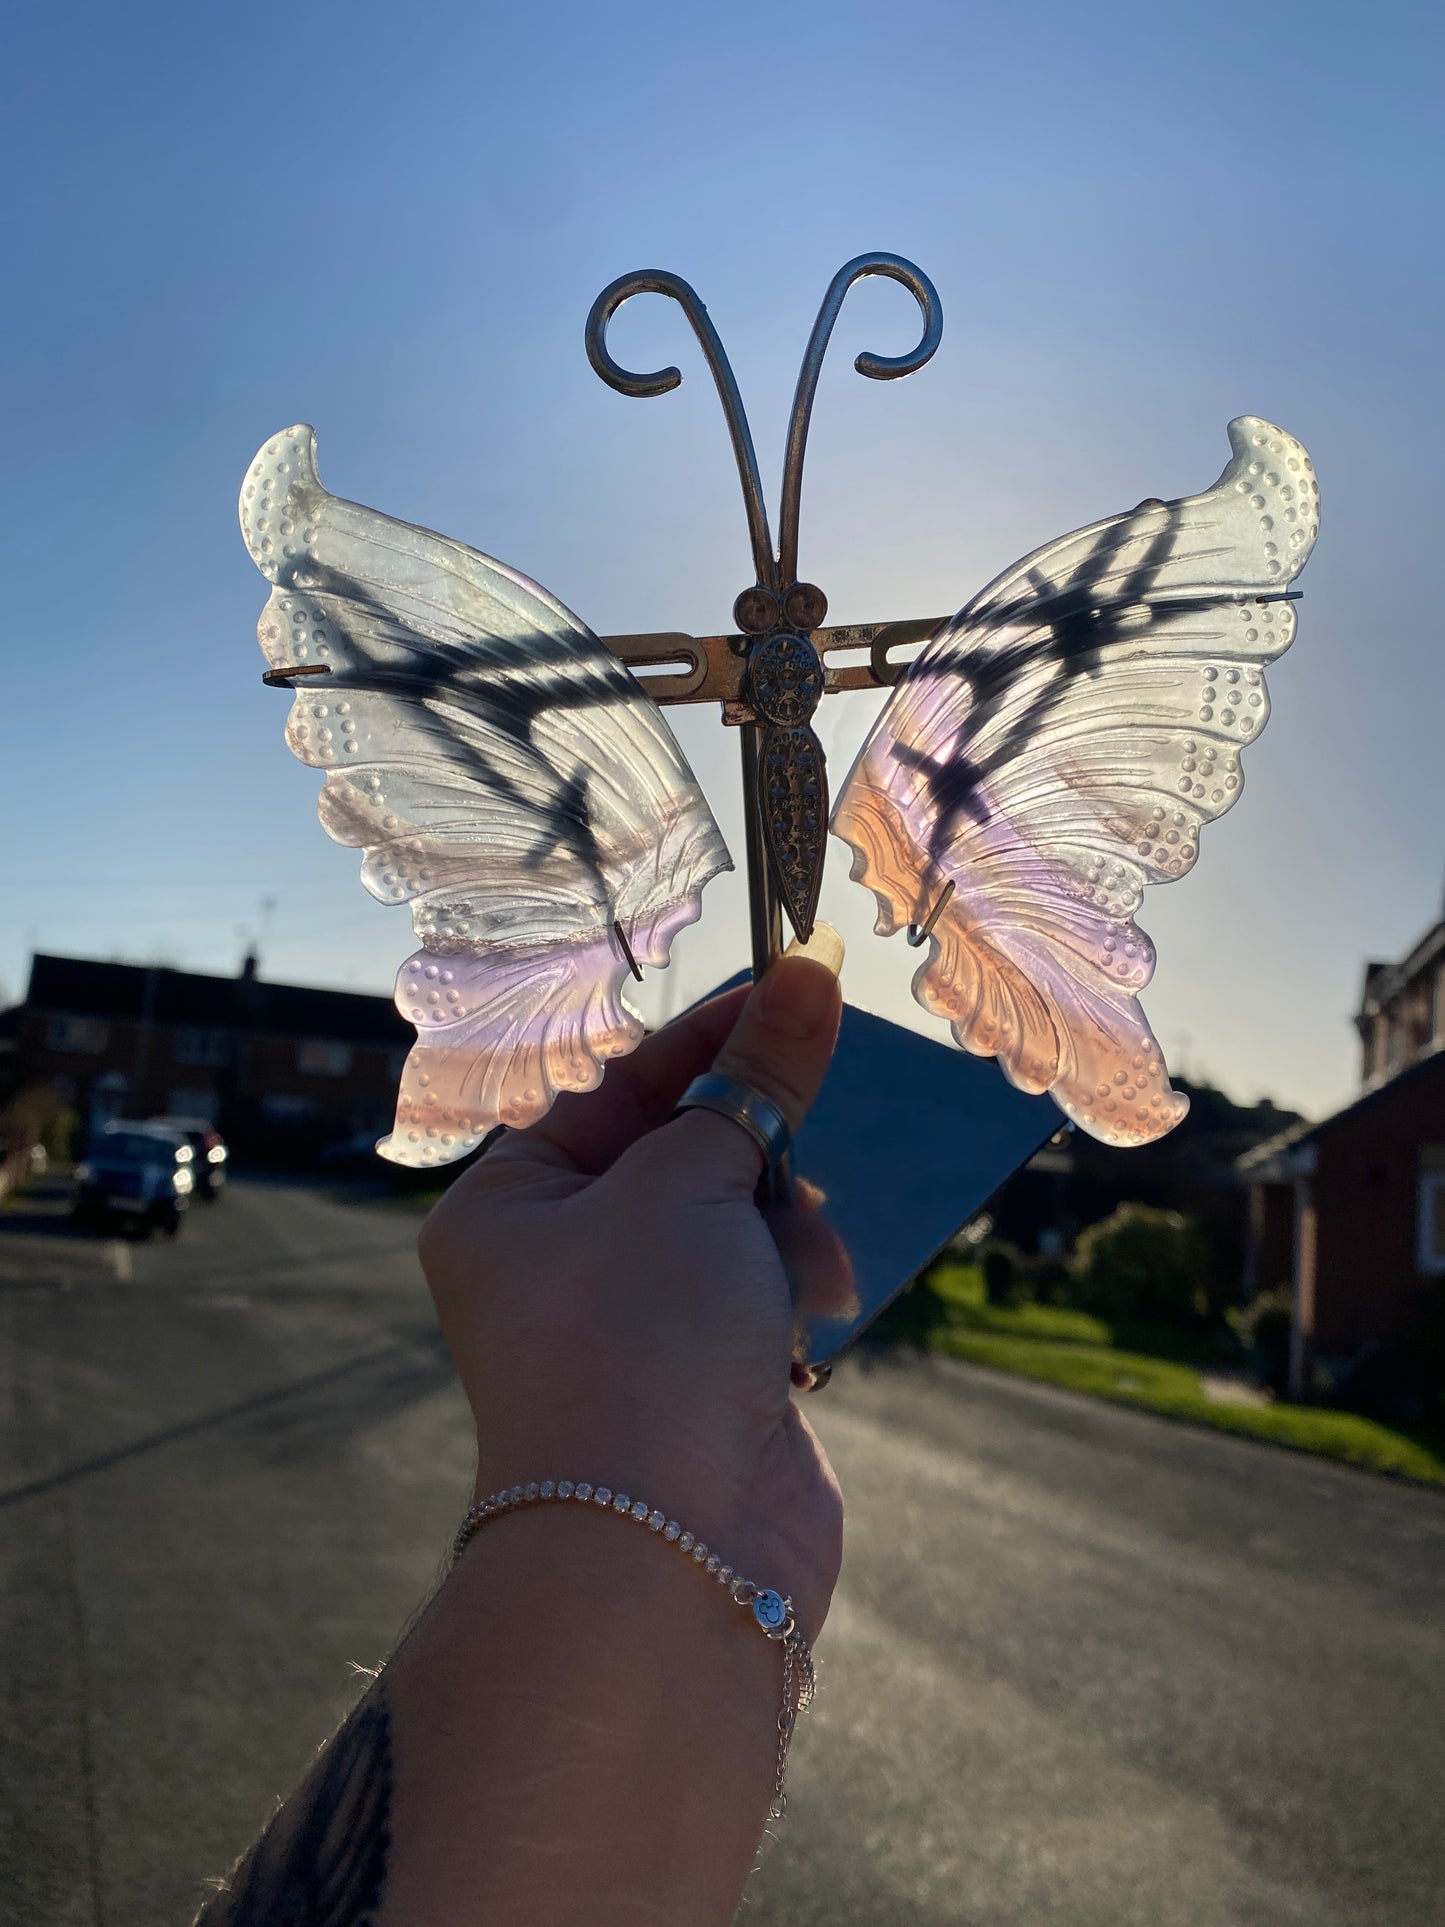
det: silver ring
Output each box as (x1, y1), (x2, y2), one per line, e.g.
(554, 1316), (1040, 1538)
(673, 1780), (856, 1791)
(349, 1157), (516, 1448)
(674, 1073), (792, 1170)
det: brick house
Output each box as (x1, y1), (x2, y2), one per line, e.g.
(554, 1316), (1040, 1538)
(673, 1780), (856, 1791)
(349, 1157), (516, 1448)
(1239, 908), (1445, 1401)
(0, 951), (412, 1161)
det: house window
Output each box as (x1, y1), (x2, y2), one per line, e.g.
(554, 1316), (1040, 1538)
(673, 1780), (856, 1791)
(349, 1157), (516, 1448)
(1420, 1151), (1445, 1277)
(297, 1040), (353, 1077)
(174, 1027), (229, 1067)
(47, 1015), (109, 1054)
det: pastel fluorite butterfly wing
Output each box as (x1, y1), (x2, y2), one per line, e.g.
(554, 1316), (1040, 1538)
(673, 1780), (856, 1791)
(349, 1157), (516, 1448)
(240, 426), (731, 1167)
(831, 416), (1319, 1146)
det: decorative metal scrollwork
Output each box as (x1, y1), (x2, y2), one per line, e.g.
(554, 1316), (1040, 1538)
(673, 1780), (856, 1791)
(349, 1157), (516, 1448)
(747, 632), (824, 728)
(762, 725), (827, 941)
(585, 255), (943, 956)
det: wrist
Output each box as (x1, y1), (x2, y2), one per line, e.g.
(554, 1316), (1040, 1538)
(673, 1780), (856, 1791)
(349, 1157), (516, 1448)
(468, 1420), (841, 1641)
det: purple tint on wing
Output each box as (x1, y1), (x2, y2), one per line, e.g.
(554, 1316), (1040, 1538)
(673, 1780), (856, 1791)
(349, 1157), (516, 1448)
(835, 738), (1190, 1145)
(376, 903), (693, 1168)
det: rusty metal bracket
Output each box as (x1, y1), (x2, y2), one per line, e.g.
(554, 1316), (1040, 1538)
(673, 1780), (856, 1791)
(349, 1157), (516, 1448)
(601, 615), (944, 718)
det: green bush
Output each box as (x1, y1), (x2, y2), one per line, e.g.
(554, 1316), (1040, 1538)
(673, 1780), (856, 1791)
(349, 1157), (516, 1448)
(973, 1241), (1074, 1308)
(1069, 1203), (1211, 1326)
(1229, 1286), (1294, 1396)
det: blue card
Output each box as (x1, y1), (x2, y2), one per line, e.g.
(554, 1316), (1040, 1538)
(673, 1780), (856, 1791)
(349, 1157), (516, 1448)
(698, 978), (1061, 1368)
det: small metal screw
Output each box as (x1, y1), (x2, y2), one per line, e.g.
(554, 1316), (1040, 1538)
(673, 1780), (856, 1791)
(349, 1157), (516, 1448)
(734, 585), (781, 635)
(783, 581), (828, 630)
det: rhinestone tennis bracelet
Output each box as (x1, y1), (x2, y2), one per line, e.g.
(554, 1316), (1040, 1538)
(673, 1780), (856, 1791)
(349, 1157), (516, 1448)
(450, 1478), (816, 1818)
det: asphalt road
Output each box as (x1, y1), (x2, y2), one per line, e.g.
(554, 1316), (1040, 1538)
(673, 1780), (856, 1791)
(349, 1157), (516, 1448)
(3, 1177), (1443, 1926)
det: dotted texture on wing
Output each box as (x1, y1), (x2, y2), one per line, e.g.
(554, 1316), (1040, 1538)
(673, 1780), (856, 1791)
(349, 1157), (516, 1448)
(240, 426), (731, 1168)
(831, 417), (1318, 1147)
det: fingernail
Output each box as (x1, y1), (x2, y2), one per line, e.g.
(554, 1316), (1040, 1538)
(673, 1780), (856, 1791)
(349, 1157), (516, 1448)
(785, 922), (845, 975)
(759, 937), (842, 1041)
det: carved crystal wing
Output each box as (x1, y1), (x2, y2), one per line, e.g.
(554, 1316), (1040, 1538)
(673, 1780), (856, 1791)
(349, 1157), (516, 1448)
(240, 426), (732, 1167)
(832, 416), (1319, 1145)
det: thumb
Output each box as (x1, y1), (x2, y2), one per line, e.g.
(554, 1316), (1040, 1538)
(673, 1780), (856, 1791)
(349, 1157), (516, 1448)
(655, 926), (844, 1197)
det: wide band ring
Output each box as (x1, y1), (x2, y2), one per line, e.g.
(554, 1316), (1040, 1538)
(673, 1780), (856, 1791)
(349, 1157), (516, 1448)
(674, 1073), (792, 1171)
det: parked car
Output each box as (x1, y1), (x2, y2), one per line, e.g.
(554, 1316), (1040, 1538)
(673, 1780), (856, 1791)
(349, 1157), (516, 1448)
(147, 1115), (228, 1199)
(72, 1123), (195, 1237)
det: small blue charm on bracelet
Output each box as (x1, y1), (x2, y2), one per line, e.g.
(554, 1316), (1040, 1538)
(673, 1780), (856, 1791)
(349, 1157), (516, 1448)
(752, 1589), (789, 1634)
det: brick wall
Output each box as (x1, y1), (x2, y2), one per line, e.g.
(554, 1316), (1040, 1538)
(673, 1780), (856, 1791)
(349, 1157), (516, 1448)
(16, 1007), (405, 1153)
(1309, 1054), (1445, 1358)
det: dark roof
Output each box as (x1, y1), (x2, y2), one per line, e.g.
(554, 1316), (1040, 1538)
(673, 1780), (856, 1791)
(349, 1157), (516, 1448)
(25, 953), (410, 1047)
(1238, 1044), (1445, 1174)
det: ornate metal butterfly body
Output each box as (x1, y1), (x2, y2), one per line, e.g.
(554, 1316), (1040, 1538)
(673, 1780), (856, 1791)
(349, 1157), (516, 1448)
(242, 257), (1317, 1165)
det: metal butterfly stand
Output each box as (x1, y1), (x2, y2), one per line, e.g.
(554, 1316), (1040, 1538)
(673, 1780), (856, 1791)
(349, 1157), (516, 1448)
(257, 255), (1065, 1376)
(585, 253), (948, 981)
(584, 258), (1064, 1379)
(247, 260), (1316, 1374)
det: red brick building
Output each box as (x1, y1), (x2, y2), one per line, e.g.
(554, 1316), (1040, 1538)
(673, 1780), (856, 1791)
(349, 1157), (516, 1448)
(1240, 909), (1445, 1401)
(0, 951), (411, 1161)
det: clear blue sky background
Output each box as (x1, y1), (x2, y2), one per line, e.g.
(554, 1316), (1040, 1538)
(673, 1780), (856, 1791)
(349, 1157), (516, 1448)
(2, 0), (1441, 1118)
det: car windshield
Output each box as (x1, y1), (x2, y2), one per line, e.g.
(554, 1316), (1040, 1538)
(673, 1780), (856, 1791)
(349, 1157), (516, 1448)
(93, 1132), (179, 1163)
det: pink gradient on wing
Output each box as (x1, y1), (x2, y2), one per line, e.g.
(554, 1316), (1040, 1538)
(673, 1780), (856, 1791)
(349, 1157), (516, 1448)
(376, 900), (700, 1169)
(834, 735), (1189, 1148)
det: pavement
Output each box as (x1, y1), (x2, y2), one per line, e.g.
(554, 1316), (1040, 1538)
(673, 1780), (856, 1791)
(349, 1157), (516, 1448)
(2, 1176), (1443, 1926)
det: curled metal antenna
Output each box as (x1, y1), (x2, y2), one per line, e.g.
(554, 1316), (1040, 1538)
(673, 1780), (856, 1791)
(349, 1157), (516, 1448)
(585, 270), (777, 592)
(778, 254), (943, 590)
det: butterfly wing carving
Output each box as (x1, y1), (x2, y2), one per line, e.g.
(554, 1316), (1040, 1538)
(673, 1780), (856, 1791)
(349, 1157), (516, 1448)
(240, 426), (732, 1168)
(831, 416), (1319, 1146)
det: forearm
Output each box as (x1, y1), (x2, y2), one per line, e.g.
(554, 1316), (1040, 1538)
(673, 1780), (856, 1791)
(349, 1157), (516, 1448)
(200, 1503), (796, 1927)
(199, 961), (845, 1925)
(382, 1502), (789, 1923)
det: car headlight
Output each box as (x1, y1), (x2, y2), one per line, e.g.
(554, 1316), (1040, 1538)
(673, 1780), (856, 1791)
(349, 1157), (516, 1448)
(208, 1145), (227, 1164)
(173, 1168), (194, 1195)
(74, 1162), (93, 1184)
(175, 1144), (194, 1163)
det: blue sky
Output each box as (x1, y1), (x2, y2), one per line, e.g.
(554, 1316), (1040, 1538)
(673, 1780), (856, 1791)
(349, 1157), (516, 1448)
(2, 0), (1441, 1117)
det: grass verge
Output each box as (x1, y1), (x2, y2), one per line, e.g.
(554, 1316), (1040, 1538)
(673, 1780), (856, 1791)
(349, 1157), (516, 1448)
(919, 1262), (1445, 1490)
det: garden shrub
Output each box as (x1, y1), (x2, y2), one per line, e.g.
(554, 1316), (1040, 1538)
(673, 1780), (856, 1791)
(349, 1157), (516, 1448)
(1230, 1285), (1294, 1396)
(1069, 1203), (1211, 1325)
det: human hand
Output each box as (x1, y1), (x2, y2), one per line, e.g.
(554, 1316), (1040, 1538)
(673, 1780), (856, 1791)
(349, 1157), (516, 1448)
(417, 943), (848, 1634)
